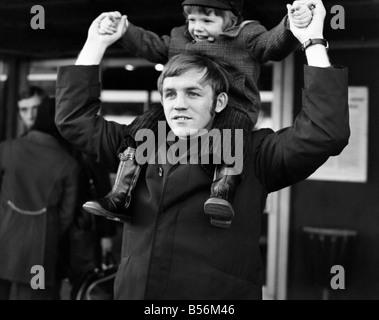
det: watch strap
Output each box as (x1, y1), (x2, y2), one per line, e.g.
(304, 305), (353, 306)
(302, 38), (329, 51)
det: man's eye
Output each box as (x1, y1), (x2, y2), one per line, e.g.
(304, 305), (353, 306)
(188, 92), (199, 97)
(165, 92), (176, 98)
(204, 20), (213, 23)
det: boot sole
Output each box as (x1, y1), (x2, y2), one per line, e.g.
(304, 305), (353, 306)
(204, 198), (234, 228)
(83, 202), (129, 223)
(210, 217), (232, 228)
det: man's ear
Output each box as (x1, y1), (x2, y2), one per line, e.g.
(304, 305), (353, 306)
(215, 92), (228, 113)
(231, 16), (238, 27)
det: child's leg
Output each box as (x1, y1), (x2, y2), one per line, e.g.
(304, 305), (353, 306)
(83, 146), (141, 222)
(204, 165), (241, 228)
(83, 105), (166, 222)
(203, 106), (255, 228)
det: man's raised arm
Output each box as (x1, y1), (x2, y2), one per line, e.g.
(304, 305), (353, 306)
(254, 0), (350, 192)
(75, 12), (127, 65)
(55, 13), (129, 172)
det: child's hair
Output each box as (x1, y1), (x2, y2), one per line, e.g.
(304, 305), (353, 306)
(183, 5), (238, 30)
(157, 53), (230, 99)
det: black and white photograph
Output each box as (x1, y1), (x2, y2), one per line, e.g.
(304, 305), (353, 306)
(0, 0), (378, 305)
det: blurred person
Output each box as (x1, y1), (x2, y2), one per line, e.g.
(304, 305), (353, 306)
(0, 97), (79, 300)
(17, 86), (46, 134)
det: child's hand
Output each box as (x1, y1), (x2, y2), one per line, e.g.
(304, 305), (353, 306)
(99, 16), (118, 35)
(287, 0), (326, 44)
(82, 13), (128, 60)
(98, 11), (128, 35)
(290, 1), (313, 28)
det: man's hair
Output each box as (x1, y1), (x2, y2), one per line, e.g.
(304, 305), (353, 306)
(18, 86), (46, 101)
(183, 5), (238, 29)
(157, 53), (230, 98)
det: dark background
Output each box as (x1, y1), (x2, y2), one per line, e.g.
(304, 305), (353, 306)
(0, 0), (378, 58)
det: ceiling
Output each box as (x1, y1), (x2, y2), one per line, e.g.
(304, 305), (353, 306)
(0, 0), (378, 60)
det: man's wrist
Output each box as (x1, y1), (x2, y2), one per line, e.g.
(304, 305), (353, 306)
(302, 38), (329, 51)
(75, 40), (107, 65)
(298, 33), (324, 45)
(305, 44), (331, 68)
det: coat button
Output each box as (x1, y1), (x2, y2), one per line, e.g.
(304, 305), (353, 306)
(158, 167), (164, 177)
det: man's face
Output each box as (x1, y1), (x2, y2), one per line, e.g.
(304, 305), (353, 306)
(187, 12), (224, 41)
(161, 68), (226, 138)
(18, 94), (42, 129)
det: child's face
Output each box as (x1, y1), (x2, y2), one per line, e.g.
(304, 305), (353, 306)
(187, 12), (225, 42)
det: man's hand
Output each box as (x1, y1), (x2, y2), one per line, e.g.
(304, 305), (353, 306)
(87, 12), (127, 46)
(98, 11), (129, 35)
(291, 3), (313, 29)
(287, 0), (330, 67)
(287, 0), (326, 44)
(76, 12), (127, 65)
(99, 16), (119, 35)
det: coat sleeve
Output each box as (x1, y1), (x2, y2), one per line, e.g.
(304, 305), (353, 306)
(246, 16), (298, 63)
(117, 23), (170, 64)
(253, 66), (350, 192)
(55, 65), (128, 173)
(58, 159), (79, 237)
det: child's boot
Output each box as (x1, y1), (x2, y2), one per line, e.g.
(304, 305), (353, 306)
(83, 147), (141, 223)
(203, 165), (241, 228)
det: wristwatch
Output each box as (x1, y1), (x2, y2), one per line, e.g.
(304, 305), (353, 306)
(301, 38), (329, 51)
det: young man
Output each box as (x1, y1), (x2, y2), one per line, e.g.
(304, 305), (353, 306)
(55, 0), (350, 299)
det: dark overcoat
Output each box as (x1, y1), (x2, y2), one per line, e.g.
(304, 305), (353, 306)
(0, 131), (79, 287)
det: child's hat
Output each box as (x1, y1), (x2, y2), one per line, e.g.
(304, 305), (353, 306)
(182, 0), (244, 17)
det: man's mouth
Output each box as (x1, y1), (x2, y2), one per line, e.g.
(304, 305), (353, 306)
(173, 115), (191, 121)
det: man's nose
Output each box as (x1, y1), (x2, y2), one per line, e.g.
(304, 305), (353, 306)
(174, 94), (188, 110)
(26, 110), (33, 118)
